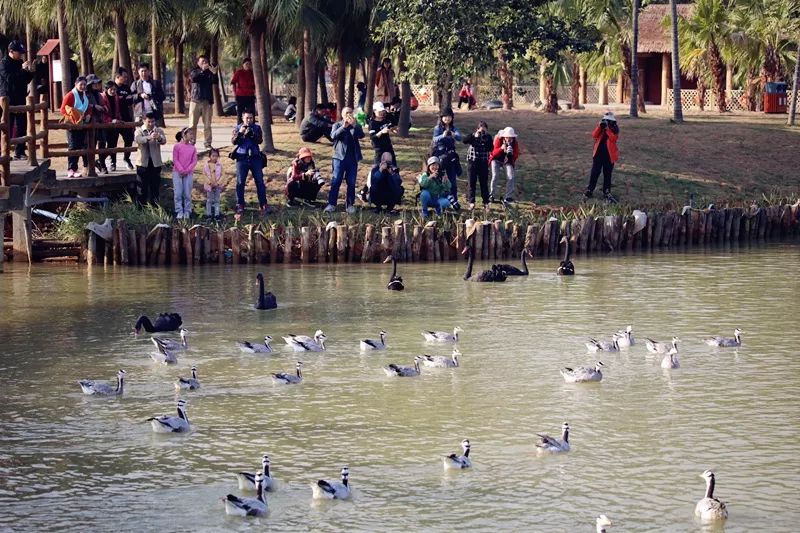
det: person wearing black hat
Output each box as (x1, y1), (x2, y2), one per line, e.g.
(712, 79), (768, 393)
(0, 41), (35, 159)
(431, 108), (462, 207)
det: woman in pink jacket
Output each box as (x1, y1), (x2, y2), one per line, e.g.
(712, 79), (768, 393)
(172, 128), (198, 219)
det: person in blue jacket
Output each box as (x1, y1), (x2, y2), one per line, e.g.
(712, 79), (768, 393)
(325, 106), (365, 214)
(431, 107), (462, 206)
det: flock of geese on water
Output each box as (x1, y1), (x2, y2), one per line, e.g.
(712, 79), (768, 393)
(76, 297), (743, 525)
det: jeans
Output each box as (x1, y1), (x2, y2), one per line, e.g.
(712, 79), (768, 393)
(172, 172), (193, 218)
(468, 161), (489, 205)
(189, 100), (213, 147)
(236, 157), (267, 207)
(206, 187), (221, 216)
(67, 130), (88, 171)
(420, 189), (450, 218)
(328, 157), (358, 207)
(490, 160), (516, 199)
(587, 155), (614, 194)
(136, 161), (161, 205)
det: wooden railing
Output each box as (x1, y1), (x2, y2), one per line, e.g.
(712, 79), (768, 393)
(47, 120), (140, 178)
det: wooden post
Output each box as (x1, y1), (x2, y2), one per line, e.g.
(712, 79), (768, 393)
(336, 225), (348, 263)
(0, 97), (9, 184)
(433, 226), (441, 262)
(159, 227), (168, 265)
(192, 226), (202, 264)
(661, 53), (669, 107)
(392, 222), (404, 260)
(441, 230), (451, 262)
(411, 226), (422, 261)
(424, 224), (435, 261)
(301, 226), (311, 263)
(118, 219), (129, 264)
(217, 230), (225, 264)
(87, 231), (97, 264)
(112, 220), (120, 265)
(593, 216), (603, 252)
(11, 208), (32, 263)
(350, 224), (363, 261)
(26, 96), (37, 167)
(170, 227), (180, 265)
(284, 226), (295, 263)
(148, 227), (162, 266)
(524, 224), (536, 256)
(318, 225), (328, 262)
(247, 225), (256, 264)
(129, 229), (138, 265)
(39, 94), (48, 160)
(362, 224), (375, 263)
(182, 227), (193, 264)
(327, 226), (337, 263)
(488, 222), (497, 259)
(380, 226), (392, 260)
(475, 221), (485, 259)
(308, 226), (318, 263)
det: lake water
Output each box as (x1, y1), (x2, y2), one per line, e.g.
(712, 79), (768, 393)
(1, 244), (799, 532)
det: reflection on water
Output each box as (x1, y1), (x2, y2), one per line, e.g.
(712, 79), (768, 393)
(1, 244), (799, 532)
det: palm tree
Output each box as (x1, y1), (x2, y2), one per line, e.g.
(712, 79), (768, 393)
(629, 0), (640, 118)
(683, 0), (731, 112)
(668, 0), (683, 123)
(789, 41), (799, 126)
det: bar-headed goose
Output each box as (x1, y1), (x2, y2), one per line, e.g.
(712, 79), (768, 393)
(585, 337), (619, 352)
(661, 347), (680, 369)
(272, 362), (304, 384)
(282, 330), (324, 346)
(288, 334), (326, 352)
(360, 331), (388, 351)
(420, 348), (460, 368)
(613, 326), (634, 347)
(148, 399), (190, 433)
(596, 515), (612, 533)
(224, 472), (268, 516)
(236, 455), (276, 492)
(150, 338), (178, 365)
(174, 366), (200, 390)
(152, 328), (188, 351)
(704, 328), (742, 348)
(443, 439), (472, 470)
(536, 422), (571, 453)
(383, 356), (423, 377)
(238, 336), (274, 353)
(311, 466), (352, 500)
(78, 369), (126, 396)
(421, 327), (463, 343)
(695, 470), (728, 521)
(560, 362), (604, 383)
(645, 336), (679, 354)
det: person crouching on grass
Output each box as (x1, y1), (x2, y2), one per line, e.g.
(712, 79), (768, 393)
(287, 146), (325, 207)
(584, 112), (619, 204)
(172, 127), (198, 220)
(418, 156), (457, 220)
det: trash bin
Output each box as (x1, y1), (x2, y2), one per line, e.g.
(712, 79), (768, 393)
(764, 82), (788, 114)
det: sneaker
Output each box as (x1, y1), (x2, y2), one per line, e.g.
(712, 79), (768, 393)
(286, 199), (299, 207)
(583, 191), (593, 200)
(489, 195), (497, 203)
(604, 192), (617, 204)
(125, 160), (134, 171)
(346, 205), (356, 215)
(468, 202), (475, 210)
(324, 204), (336, 213)
(110, 163), (117, 172)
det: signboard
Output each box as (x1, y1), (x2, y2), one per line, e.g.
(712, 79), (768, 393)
(52, 60), (63, 82)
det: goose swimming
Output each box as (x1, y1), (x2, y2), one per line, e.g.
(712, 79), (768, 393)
(152, 328), (188, 351)
(384, 356), (423, 377)
(556, 236), (575, 275)
(443, 439), (472, 470)
(134, 313), (182, 334)
(585, 337), (619, 352)
(312, 466), (352, 500)
(238, 336), (274, 353)
(596, 515), (612, 533)
(174, 366), (201, 390)
(384, 255), (405, 291)
(288, 334), (326, 352)
(420, 348), (460, 368)
(560, 362), (604, 383)
(360, 331), (388, 351)
(224, 472), (268, 517)
(255, 273), (277, 310)
(78, 369), (126, 396)
(494, 249), (530, 276)
(283, 330), (325, 347)
(613, 326), (634, 348)
(150, 338), (178, 364)
(272, 362), (304, 384)
(236, 455), (276, 492)
(421, 327), (463, 343)
(695, 470), (728, 522)
(645, 336), (679, 354)
(536, 422), (571, 453)
(148, 399), (191, 433)
(704, 328), (743, 348)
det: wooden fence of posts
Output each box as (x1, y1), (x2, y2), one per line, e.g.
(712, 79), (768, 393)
(79, 205), (799, 267)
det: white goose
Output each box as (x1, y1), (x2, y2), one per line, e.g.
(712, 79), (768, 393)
(535, 422), (571, 453)
(421, 327), (463, 343)
(613, 325), (634, 348)
(311, 466), (352, 500)
(661, 347), (680, 369)
(560, 362), (604, 383)
(420, 348), (460, 368)
(148, 399), (191, 433)
(383, 356), (423, 377)
(443, 439), (472, 470)
(645, 336), (679, 354)
(272, 362), (304, 384)
(78, 369), (126, 396)
(224, 472), (268, 517)
(282, 330), (325, 346)
(695, 470), (728, 521)
(174, 365), (200, 390)
(360, 330), (388, 351)
(585, 337), (619, 352)
(596, 515), (612, 533)
(236, 455), (276, 492)
(152, 328), (189, 351)
(288, 334), (327, 352)
(704, 328), (743, 348)
(150, 338), (178, 364)
(238, 336), (274, 353)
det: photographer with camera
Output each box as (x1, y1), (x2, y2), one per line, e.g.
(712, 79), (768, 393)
(418, 156), (457, 220)
(133, 112), (167, 204)
(325, 106), (365, 214)
(368, 102), (396, 166)
(0, 41), (35, 160)
(132, 63), (165, 127)
(231, 110), (269, 218)
(488, 126), (520, 204)
(431, 108), (463, 205)
(584, 111), (619, 203)
(366, 151), (404, 214)
(463, 120), (493, 211)
(189, 56), (218, 150)
(286, 146), (326, 207)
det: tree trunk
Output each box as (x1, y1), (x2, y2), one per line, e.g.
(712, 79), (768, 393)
(318, 58), (328, 104)
(25, 18), (36, 98)
(346, 62), (356, 108)
(210, 33), (224, 116)
(77, 22), (90, 75)
(56, 0), (72, 98)
(438, 70), (453, 112)
(788, 41), (800, 126)
(249, 19), (274, 152)
(707, 40), (727, 112)
(697, 80), (706, 111)
(112, 38), (119, 79)
(543, 75), (558, 113)
(114, 9), (132, 75)
(296, 46), (305, 130)
(570, 59), (581, 110)
(364, 49), (379, 118)
(630, 0), (640, 118)
(669, 0), (683, 123)
(175, 39), (186, 114)
(303, 30), (317, 114)
(335, 46), (346, 108)
(398, 48), (411, 137)
(260, 31), (272, 124)
(620, 40), (645, 113)
(497, 51), (513, 110)
(151, 12), (162, 82)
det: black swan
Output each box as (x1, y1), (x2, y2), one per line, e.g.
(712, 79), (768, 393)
(494, 249), (530, 276)
(383, 255), (405, 291)
(462, 236), (506, 282)
(556, 236), (575, 276)
(255, 273), (278, 310)
(134, 313), (182, 334)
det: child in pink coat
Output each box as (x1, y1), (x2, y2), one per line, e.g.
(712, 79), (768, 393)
(172, 128), (198, 219)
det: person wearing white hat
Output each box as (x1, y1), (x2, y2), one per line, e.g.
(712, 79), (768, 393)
(488, 126), (520, 203)
(418, 156), (454, 219)
(368, 101), (396, 166)
(584, 111), (620, 203)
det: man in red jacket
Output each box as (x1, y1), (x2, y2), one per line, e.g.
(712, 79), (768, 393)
(230, 58), (256, 124)
(584, 112), (619, 203)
